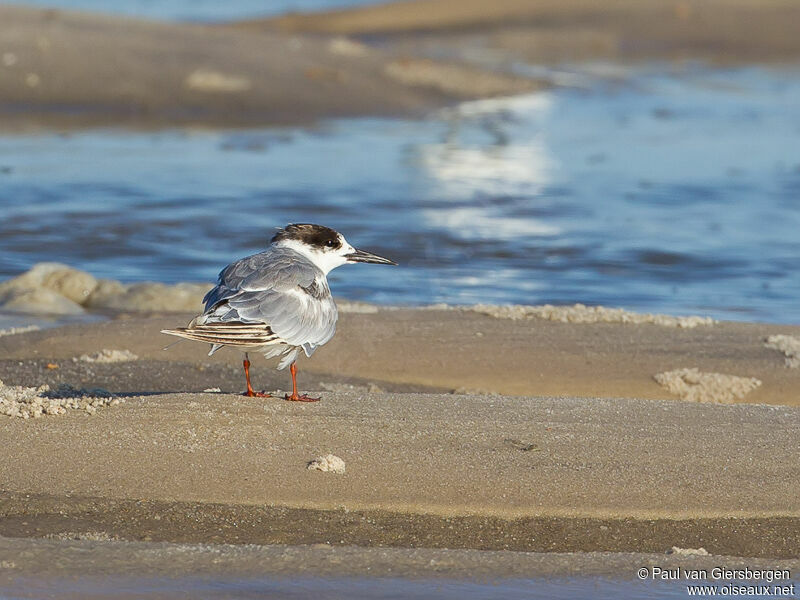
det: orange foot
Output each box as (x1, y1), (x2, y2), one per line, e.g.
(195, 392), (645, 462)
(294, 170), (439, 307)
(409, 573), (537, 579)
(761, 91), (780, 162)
(244, 390), (273, 398)
(285, 393), (320, 402)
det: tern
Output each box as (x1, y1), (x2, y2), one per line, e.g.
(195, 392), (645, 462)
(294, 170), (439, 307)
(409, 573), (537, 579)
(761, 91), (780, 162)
(161, 223), (396, 401)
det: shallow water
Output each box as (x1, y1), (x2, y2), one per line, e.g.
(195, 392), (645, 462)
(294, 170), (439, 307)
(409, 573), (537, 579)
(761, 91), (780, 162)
(0, 574), (699, 600)
(1, 65), (799, 322)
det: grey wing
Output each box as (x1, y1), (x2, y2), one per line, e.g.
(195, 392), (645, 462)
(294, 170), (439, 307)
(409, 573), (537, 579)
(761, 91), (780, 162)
(202, 251), (273, 311)
(201, 247), (338, 353)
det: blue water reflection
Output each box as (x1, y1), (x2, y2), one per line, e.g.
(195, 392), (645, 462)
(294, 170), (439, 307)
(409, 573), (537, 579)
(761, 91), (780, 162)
(0, 65), (798, 322)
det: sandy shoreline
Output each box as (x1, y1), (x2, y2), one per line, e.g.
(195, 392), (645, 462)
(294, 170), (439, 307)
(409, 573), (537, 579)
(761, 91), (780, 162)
(0, 4), (538, 130)
(0, 536), (798, 582)
(3, 0), (800, 129)
(0, 312), (798, 558)
(2, 291), (798, 552)
(0, 389), (798, 557)
(2, 310), (798, 405)
(2, 0), (798, 582)
(255, 0), (800, 67)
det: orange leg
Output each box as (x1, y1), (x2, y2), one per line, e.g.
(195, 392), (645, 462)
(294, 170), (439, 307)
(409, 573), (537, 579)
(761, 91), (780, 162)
(243, 354), (272, 398)
(285, 361), (320, 402)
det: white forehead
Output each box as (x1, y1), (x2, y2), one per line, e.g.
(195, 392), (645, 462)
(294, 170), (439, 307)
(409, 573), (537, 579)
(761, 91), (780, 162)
(338, 233), (354, 250)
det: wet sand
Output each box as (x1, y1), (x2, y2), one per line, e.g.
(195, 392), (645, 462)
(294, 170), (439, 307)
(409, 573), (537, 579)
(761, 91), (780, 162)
(4, 0), (800, 129)
(0, 313), (798, 559)
(0, 536), (798, 582)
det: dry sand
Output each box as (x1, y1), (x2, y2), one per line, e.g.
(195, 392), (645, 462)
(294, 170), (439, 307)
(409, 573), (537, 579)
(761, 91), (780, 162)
(1, 311), (797, 405)
(0, 391), (798, 557)
(4, 0), (800, 129)
(247, 0), (800, 64)
(0, 4), (538, 130)
(0, 314), (798, 559)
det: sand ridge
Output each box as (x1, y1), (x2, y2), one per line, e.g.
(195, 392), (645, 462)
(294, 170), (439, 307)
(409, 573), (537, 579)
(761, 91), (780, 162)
(4, 1), (800, 129)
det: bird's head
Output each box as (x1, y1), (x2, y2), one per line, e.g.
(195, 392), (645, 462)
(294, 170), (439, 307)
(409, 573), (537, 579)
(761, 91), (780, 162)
(271, 223), (397, 274)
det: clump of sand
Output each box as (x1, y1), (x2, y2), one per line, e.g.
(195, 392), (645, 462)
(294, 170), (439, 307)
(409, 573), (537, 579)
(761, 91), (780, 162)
(0, 325), (40, 337)
(471, 303), (715, 328)
(184, 69), (252, 93)
(668, 547), (710, 556)
(77, 349), (138, 363)
(307, 454), (346, 474)
(86, 281), (210, 312)
(0, 263), (211, 314)
(384, 58), (537, 97)
(45, 531), (120, 542)
(654, 368), (761, 403)
(320, 382), (384, 393)
(452, 386), (500, 396)
(765, 335), (800, 368)
(0, 379), (123, 419)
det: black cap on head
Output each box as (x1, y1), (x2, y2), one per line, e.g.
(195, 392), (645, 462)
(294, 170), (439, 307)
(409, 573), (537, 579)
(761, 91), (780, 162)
(271, 223), (342, 250)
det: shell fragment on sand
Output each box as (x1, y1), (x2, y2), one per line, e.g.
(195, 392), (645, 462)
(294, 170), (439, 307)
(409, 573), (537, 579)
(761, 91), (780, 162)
(654, 368), (761, 404)
(77, 349), (139, 364)
(0, 379), (123, 419)
(470, 303), (715, 328)
(668, 547), (710, 556)
(765, 335), (800, 368)
(307, 454), (346, 474)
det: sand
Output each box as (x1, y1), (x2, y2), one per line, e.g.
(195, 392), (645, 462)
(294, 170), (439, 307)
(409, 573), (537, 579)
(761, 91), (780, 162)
(4, 0), (800, 129)
(0, 378), (124, 419)
(653, 368), (762, 404)
(0, 391), (797, 557)
(2, 310), (797, 405)
(0, 314), (798, 559)
(247, 0), (800, 64)
(77, 349), (139, 364)
(0, 5), (537, 131)
(2, 0), (799, 573)
(469, 303), (716, 328)
(0, 536), (798, 583)
(766, 335), (800, 369)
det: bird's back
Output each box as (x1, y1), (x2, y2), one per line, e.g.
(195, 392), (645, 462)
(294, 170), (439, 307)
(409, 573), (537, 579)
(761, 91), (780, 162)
(198, 246), (338, 352)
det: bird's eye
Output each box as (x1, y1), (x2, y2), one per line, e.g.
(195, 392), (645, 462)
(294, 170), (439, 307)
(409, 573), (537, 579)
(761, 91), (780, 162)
(326, 240), (334, 247)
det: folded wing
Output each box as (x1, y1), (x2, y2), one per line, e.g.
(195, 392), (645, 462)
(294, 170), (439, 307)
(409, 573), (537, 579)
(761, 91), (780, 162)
(192, 246), (338, 354)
